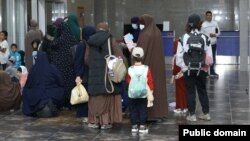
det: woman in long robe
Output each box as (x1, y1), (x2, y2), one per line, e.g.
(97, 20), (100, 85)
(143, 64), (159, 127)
(136, 14), (168, 120)
(50, 16), (79, 108)
(87, 23), (124, 129)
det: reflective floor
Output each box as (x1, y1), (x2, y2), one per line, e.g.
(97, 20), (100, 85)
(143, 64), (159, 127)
(0, 65), (249, 141)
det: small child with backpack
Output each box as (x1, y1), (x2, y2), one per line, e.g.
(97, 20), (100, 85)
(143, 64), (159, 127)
(126, 47), (154, 133)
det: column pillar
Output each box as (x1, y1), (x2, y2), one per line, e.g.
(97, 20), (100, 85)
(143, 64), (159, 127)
(239, 0), (248, 71)
(31, 0), (38, 21)
(38, 0), (45, 34)
(94, 0), (107, 26)
(6, 0), (15, 44)
(0, 0), (2, 31)
(248, 0), (250, 99)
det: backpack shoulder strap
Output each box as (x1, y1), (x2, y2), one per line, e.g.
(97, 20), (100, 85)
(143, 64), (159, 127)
(202, 33), (211, 46)
(104, 60), (114, 94)
(142, 65), (149, 78)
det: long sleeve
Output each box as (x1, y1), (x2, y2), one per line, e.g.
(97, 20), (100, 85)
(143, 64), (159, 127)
(74, 43), (85, 77)
(205, 37), (213, 66)
(147, 68), (154, 91)
(126, 74), (131, 84)
(111, 38), (128, 67)
(176, 39), (186, 72)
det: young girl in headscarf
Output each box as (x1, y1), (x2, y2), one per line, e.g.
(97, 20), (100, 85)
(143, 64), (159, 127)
(17, 65), (28, 90)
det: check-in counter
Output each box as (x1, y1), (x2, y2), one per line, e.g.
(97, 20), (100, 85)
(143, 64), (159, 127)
(217, 31), (239, 56)
(162, 31), (240, 64)
(162, 31), (175, 57)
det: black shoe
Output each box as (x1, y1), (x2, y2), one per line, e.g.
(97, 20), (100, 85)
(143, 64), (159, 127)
(210, 72), (219, 78)
(205, 73), (209, 78)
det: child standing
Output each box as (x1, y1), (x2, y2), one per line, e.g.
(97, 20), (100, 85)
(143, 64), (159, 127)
(126, 47), (154, 133)
(171, 38), (188, 114)
(31, 39), (41, 65)
(0, 31), (9, 70)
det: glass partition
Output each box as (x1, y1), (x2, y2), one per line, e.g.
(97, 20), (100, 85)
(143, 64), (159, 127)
(45, 1), (67, 25)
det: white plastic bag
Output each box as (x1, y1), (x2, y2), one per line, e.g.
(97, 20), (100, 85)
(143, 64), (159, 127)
(70, 83), (89, 105)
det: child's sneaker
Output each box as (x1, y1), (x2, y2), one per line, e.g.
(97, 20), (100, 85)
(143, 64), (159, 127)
(88, 123), (99, 129)
(131, 125), (138, 132)
(182, 108), (188, 113)
(81, 117), (88, 123)
(100, 124), (112, 129)
(198, 113), (211, 121)
(186, 114), (197, 121)
(139, 125), (148, 133)
(173, 108), (182, 114)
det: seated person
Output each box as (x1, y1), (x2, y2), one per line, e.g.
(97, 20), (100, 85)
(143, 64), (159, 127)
(22, 51), (65, 118)
(8, 43), (21, 68)
(0, 70), (21, 111)
(17, 66), (28, 91)
(5, 60), (19, 82)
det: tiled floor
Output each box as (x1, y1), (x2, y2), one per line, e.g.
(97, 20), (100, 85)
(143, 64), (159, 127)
(0, 65), (249, 141)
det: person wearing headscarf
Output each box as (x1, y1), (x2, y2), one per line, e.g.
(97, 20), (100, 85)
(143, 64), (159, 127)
(82, 25), (96, 41)
(17, 65), (28, 90)
(22, 51), (65, 117)
(130, 16), (141, 43)
(86, 22), (124, 129)
(75, 25), (96, 123)
(53, 18), (64, 27)
(0, 70), (21, 111)
(50, 17), (79, 109)
(39, 24), (57, 62)
(136, 14), (168, 121)
(25, 19), (43, 70)
(5, 60), (19, 82)
(67, 14), (81, 42)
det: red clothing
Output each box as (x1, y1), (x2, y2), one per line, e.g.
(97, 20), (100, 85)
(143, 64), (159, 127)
(172, 39), (187, 109)
(126, 64), (154, 91)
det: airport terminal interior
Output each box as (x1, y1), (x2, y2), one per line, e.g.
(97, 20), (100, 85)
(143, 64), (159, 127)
(0, 0), (250, 140)
(0, 65), (249, 140)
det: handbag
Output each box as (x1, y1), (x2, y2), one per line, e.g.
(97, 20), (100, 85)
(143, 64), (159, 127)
(70, 82), (89, 105)
(104, 38), (127, 93)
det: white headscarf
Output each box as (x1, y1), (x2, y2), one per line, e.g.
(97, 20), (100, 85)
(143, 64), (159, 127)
(20, 66), (28, 75)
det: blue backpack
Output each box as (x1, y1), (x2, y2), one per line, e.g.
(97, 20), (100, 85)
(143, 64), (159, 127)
(128, 65), (148, 99)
